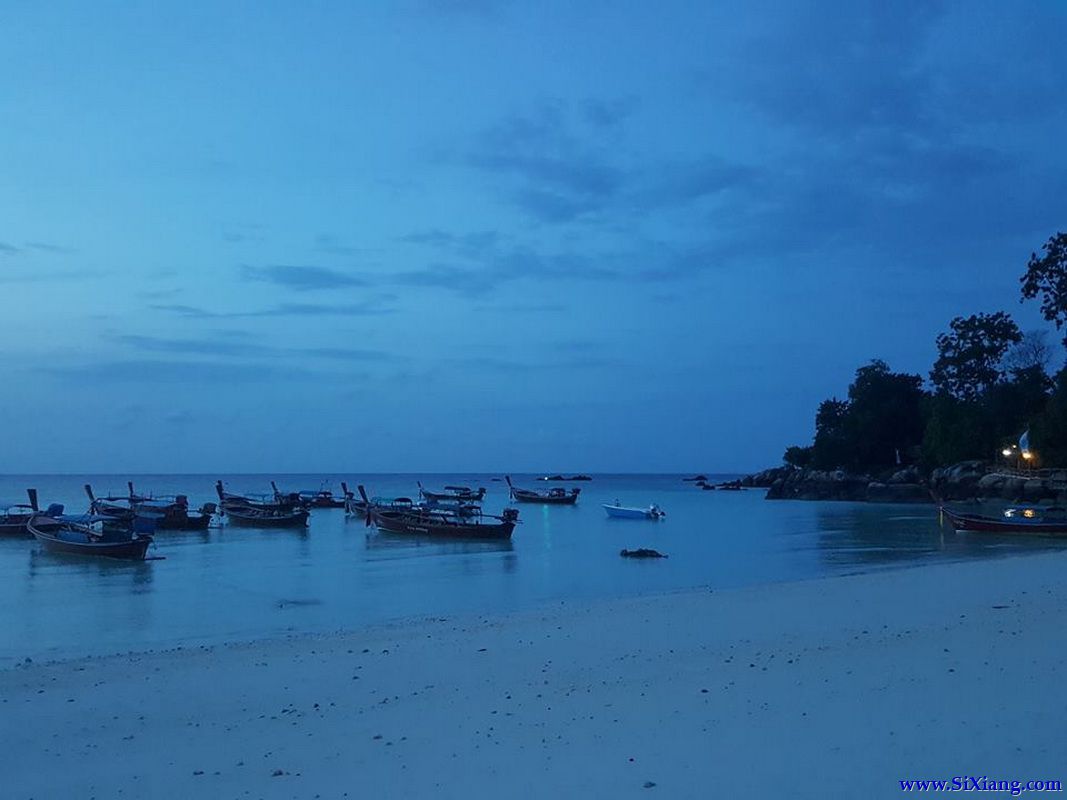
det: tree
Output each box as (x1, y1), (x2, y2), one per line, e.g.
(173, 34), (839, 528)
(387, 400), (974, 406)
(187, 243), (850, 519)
(811, 398), (850, 469)
(843, 360), (926, 470)
(1002, 329), (1054, 377)
(921, 394), (990, 466)
(1030, 367), (1067, 466)
(783, 445), (813, 468)
(929, 312), (1021, 401)
(1020, 232), (1067, 343)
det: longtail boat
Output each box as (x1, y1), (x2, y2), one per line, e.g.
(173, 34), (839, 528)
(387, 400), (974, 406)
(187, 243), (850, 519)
(27, 505), (153, 561)
(216, 481), (303, 514)
(417, 482), (486, 503)
(359, 485), (516, 539)
(505, 476), (580, 505)
(223, 505), (309, 528)
(0, 494), (36, 537)
(84, 485), (158, 534)
(296, 486), (345, 509)
(342, 482), (417, 518)
(88, 482), (214, 531)
(940, 505), (1067, 536)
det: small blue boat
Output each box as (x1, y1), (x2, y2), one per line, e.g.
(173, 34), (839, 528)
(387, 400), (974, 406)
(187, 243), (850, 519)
(603, 502), (666, 520)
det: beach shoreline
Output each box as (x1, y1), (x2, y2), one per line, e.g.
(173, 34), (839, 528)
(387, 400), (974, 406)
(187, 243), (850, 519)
(4, 551), (1066, 798)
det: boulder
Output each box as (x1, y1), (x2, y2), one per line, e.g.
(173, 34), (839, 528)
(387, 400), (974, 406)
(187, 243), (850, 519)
(977, 473), (1006, 492)
(866, 482), (931, 503)
(887, 466), (922, 485)
(1022, 479), (1052, 500)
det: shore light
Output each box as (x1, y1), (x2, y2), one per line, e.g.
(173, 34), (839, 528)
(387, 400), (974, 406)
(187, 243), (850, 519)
(1022, 451), (1034, 460)
(1002, 448), (1013, 457)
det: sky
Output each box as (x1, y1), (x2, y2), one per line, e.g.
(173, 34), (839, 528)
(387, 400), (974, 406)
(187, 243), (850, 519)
(1, 0), (1066, 474)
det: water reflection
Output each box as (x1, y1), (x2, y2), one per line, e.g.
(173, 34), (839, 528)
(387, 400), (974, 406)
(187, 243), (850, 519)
(814, 502), (1067, 569)
(362, 531), (515, 556)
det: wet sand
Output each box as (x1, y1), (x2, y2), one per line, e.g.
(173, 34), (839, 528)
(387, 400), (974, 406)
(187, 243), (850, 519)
(4, 551), (1066, 798)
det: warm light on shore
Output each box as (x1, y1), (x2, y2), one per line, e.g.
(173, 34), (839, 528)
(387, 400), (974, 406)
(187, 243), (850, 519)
(1022, 451), (1034, 460)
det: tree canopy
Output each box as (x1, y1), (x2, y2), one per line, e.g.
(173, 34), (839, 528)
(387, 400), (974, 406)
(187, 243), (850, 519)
(929, 312), (1021, 401)
(781, 232), (1067, 472)
(1020, 232), (1067, 342)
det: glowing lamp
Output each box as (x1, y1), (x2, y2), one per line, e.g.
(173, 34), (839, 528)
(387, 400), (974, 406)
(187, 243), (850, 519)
(1002, 448), (1013, 457)
(1022, 451), (1034, 460)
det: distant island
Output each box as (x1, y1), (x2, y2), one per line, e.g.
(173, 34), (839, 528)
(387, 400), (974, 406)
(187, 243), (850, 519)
(746, 231), (1067, 504)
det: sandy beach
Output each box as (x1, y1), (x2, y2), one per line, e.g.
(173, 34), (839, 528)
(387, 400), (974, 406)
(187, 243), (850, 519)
(4, 552), (1066, 799)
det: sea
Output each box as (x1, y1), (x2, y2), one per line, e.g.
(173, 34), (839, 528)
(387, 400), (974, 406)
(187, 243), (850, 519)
(2, 473), (1062, 665)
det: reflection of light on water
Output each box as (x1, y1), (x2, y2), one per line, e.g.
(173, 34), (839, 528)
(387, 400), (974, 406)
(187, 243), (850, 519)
(542, 505), (552, 551)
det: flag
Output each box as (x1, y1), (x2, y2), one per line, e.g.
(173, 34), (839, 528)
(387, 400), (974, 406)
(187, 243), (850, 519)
(1019, 429), (1031, 454)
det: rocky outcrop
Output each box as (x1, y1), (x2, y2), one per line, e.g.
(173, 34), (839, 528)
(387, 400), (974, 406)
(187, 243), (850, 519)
(928, 461), (986, 501)
(741, 466), (795, 488)
(746, 460), (1067, 504)
(764, 468), (872, 501)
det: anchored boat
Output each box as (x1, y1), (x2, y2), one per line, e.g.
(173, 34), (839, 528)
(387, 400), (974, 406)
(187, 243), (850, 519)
(940, 505), (1067, 536)
(603, 502), (666, 520)
(417, 482), (487, 503)
(360, 485), (516, 539)
(0, 495), (36, 537)
(27, 501), (153, 560)
(505, 476), (580, 505)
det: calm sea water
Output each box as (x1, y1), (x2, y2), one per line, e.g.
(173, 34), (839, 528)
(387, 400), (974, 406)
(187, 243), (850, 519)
(1, 473), (1063, 664)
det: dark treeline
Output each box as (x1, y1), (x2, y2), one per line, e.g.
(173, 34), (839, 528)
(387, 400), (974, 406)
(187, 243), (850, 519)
(784, 232), (1067, 472)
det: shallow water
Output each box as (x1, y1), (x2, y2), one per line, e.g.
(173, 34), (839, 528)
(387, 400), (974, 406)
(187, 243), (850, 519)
(1, 473), (1062, 663)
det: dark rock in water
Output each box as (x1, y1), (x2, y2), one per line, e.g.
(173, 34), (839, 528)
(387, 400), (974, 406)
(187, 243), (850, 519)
(620, 548), (667, 559)
(683, 474), (708, 482)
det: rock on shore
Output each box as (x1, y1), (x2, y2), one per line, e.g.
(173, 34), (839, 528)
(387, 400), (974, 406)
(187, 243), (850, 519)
(743, 461), (1066, 504)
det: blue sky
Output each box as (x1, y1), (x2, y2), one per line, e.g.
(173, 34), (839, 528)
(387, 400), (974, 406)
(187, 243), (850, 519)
(2, 0), (1065, 473)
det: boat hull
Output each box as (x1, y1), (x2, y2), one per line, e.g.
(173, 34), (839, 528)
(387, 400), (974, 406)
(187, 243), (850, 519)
(603, 505), (663, 520)
(511, 491), (579, 505)
(225, 510), (309, 528)
(155, 512), (213, 531)
(372, 511), (514, 540)
(28, 518), (152, 561)
(0, 518), (32, 537)
(943, 508), (1067, 536)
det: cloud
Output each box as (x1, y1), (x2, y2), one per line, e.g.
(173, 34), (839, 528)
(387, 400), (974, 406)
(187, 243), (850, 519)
(0, 242), (20, 255)
(114, 334), (275, 358)
(0, 267), (103, 283)
(222, 223), (266, 244)
(25, 241), (76, 254)
(251, 302), (394, 318)
(38, 359), (319, 384)
(148, 304), (216, 318)
(113, 333), (395, 364)
(463, 102), (626, 222)
(149, 300), (396, 319)
(472, 302), (567, 313)
(399, 229), (501, 257)
(314, 234), (365, 256)
(241, 264), (368, 290)
(451, 354), (623, 372)
(582, 97), (637, 130)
